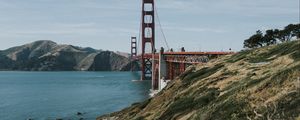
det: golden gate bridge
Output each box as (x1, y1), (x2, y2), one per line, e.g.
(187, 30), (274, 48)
(130, 0), (233, 91)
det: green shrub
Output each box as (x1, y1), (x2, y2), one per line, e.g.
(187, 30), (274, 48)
(226, 50), (251, 63)
(182, 64), (224, 85)
(159, 88), (219, 120)
(134, 116), (145, 120)
(247, 41), (299, 63)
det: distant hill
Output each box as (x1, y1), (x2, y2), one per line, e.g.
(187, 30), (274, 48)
(0, 40), (139, 71)
(98, 40), (300, 120)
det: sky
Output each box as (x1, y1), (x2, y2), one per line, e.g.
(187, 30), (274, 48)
(0, 0), (299, 53)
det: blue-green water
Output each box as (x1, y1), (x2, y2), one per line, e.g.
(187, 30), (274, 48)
(0, 71), (151, 120)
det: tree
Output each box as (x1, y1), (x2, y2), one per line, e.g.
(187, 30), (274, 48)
(263, 29), (277, 45)
(291, 24), (300, 39)
(244, 23), (300, 49)
(273, 29), (282, 42)
(280, 24), (299, 41)
(244, 30), (264, 48)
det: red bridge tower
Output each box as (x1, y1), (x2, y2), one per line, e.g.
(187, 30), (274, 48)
(130, 37), (137, 71)
(141, 0), (155, 80)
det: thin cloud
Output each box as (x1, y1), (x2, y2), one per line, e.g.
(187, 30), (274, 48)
(156, 0), (298, 16)
(165, 26), (227, 33)
(0, 0), (297, 52)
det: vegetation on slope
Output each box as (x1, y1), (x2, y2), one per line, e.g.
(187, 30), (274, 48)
(98, 40), (300, 120)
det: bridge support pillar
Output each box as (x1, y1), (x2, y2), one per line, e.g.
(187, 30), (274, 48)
(167, 62), (174, 80)
(179, 63), (185, 73)
(158, 51), (167, 90)
(152, 59), (159, 90)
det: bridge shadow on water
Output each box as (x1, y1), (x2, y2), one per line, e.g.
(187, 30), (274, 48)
(130, 71), (152, 97)
(130, 71), (141, 81)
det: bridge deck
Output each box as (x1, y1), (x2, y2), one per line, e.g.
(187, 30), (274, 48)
(163, 52), (234, 55)
(133, 51), (234, 63)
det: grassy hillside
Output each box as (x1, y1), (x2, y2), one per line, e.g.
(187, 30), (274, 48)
(98, 40), (300, 120)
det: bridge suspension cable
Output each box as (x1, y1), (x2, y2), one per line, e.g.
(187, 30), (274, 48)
(154, 2), (170, 50)
(137, 8), (143, 55)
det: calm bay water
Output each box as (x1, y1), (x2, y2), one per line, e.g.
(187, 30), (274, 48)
(0, 71), (151, 120)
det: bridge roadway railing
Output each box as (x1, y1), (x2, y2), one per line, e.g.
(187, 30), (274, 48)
(133, 51), (234, 62)
(164, 55), (209, 64)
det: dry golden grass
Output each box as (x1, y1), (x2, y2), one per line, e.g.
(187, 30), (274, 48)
(98, 40), (300, 120)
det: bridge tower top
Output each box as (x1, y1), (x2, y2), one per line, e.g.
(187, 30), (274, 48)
(131, 37), (137, 58)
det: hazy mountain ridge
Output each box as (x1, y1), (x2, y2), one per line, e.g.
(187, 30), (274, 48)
(0, 40), (137, 71)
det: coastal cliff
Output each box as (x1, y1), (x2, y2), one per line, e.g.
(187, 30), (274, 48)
(98, 40), (300, 120)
